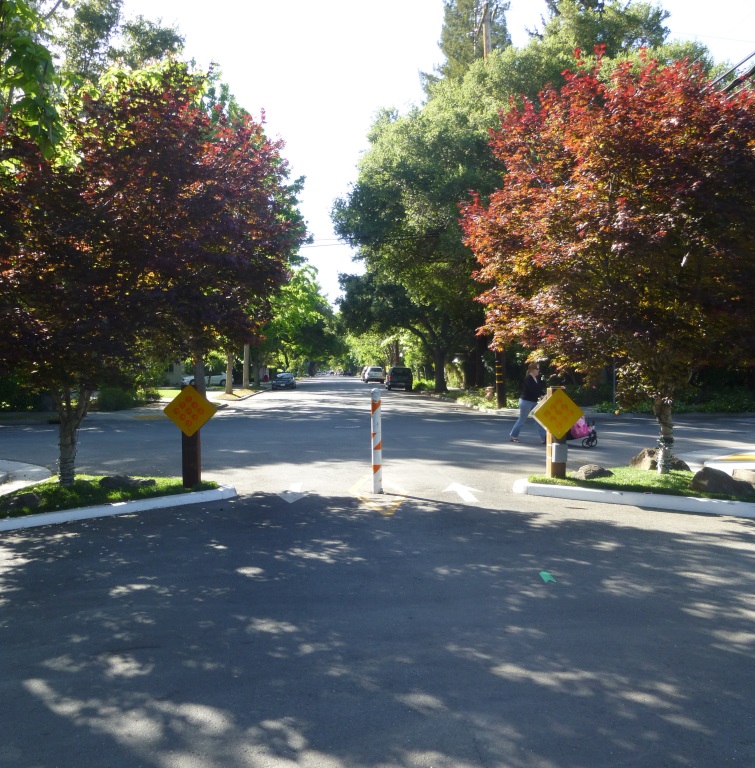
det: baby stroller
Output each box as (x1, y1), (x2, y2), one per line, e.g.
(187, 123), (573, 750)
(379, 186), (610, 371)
(565, 416), (598, 448)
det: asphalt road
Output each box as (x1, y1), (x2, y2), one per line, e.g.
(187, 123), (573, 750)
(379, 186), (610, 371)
(1, 377), (755, 767)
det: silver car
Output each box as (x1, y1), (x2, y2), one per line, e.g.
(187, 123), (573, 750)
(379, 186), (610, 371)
(364, 366), (384, 383)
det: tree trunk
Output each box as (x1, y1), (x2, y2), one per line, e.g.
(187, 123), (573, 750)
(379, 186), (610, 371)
(193, 358), (206, 396)
(475, 335), (487, 388)
(433, 348), (447, 392)
(225, 351), (234, 394)
(391, 338), (400, 367)
(653, 395), (675, 475)
(53, 387), (92, 487)
(250, 349), (264, 388)
(495, 349), (507, 408)
(243, 344), (250, 389)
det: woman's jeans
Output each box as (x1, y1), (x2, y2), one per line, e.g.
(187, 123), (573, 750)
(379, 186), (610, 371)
(510, 398), (546, 439)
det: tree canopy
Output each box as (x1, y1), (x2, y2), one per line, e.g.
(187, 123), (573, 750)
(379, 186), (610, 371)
(262, 265), (344, 374)
(0, 0), (63, 157)
(428, 0), (512, 85)
(461, 54), (755, 452)
(0, 61), (306, 483)
(334, 1), (713, 392)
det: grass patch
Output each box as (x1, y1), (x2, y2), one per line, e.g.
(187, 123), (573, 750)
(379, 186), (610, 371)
(0, 475), (218, 520)
(528, 466), (755, 503)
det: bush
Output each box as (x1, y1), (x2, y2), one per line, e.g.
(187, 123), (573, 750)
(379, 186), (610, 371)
(593, 387), (755, 414)
(0, 375), (52, 412)
(413, 379), (435, 392)
(95, 387), (136, 411)
(561, 383), (613, 407)
(141, 388), (162, 403)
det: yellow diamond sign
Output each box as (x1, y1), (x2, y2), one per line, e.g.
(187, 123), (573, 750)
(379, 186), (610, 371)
(163, 386), (217, 437)
(532, 389), (583, 440)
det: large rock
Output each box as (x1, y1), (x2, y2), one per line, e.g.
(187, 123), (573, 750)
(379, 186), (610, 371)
(99, 475), (156, 490)
(690, 467), (754, 497)
(5, 492), (41, 511)
(732, 469), (755, 489)
(572, 464), (613, 480)
(629, 447), (690, 472)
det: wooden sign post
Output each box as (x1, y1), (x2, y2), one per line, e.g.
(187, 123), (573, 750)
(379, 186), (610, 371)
(532, 387), (583, 479)
(163, 386), (217, 488)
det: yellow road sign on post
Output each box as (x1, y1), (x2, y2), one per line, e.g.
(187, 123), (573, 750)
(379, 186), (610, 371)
(163, 385), (217, 437)
(532, 388), (583, 440)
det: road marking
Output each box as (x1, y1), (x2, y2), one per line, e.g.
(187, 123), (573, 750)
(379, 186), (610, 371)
(443, 482), (480, 503)
(714, 452), (755, 462)
(350, 476), (408, 516)
(540, 571), (557, 583)
(278, 483), (307, 503)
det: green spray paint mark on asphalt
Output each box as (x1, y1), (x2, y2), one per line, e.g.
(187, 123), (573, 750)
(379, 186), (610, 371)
(540, 571), (556, 583)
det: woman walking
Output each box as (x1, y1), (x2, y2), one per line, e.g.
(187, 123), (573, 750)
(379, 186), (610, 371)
(510, 363), (547, 443)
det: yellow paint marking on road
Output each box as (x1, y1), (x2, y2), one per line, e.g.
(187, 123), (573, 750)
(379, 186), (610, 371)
(715, 453), (755, 462)
(132, 414), (165, 420)
(349, 475), (409, 517)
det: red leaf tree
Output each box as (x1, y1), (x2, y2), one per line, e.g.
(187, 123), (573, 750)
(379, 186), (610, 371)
(0, 63), (305, 484)
(462, 55), (755, 469)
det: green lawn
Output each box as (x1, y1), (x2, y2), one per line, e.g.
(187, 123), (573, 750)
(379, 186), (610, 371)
(0, 475), (218, 519)
(529, 466), (755, 503)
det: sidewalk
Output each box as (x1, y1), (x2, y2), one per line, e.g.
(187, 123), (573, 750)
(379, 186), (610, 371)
(0, 386), (266, 426)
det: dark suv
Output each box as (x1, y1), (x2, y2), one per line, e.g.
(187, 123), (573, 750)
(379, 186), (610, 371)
(385, 366), (413, 391)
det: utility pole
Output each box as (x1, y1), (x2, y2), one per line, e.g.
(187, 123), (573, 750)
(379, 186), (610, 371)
(478, 2), (493, 60)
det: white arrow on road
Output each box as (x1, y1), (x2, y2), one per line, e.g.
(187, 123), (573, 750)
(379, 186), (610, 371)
(278, 483), (307, 504)
(442, 483), (480, 503)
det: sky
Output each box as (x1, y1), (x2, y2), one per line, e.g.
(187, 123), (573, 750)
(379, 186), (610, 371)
(120, 0), (755, 304)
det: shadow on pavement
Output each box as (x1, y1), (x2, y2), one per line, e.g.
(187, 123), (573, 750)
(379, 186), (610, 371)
(1, 491), (754, 767)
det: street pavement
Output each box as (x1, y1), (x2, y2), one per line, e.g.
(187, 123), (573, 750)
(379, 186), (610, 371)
(2, 384), (755, 767)
(2, 387), (754, 526)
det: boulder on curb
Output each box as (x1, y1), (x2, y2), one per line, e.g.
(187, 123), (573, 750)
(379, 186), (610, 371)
(99, 475), (156, 490)
(690, 467), (754, 497)
(732, 469), (755, 489)
(629, 447), (691, 472)
(572, 464), (613, 480)
(6, 492), (41, 510)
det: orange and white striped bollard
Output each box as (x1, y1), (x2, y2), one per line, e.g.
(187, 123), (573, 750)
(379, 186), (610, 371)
(371, 388), (383, 494)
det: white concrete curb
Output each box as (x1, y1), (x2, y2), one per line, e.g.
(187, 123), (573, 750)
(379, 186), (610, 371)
(512, 478), (755, 519)
(0, 485), (238, 532)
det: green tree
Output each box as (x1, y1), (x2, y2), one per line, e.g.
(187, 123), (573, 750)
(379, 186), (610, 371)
(335, 0), (719, 396)
(50, 0), (183, 81)
(263, 265), (342, 374)
(57, 0), (122, 80)
(0, 62), (305, 484)
(461, 56), (755, 470)
(431, 0), (511, 84)
(532, 0), (669, 59)
(333, 101), (494, 392)
(109, 14), (183, 69)
(0, 0), (63, 157)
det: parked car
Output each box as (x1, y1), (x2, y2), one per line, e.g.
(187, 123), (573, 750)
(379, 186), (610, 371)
(271, 372), (296, 390)
(385, 366), (413, 391)
(363, 366), (385, 383)
(181, 373), (226, 387)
